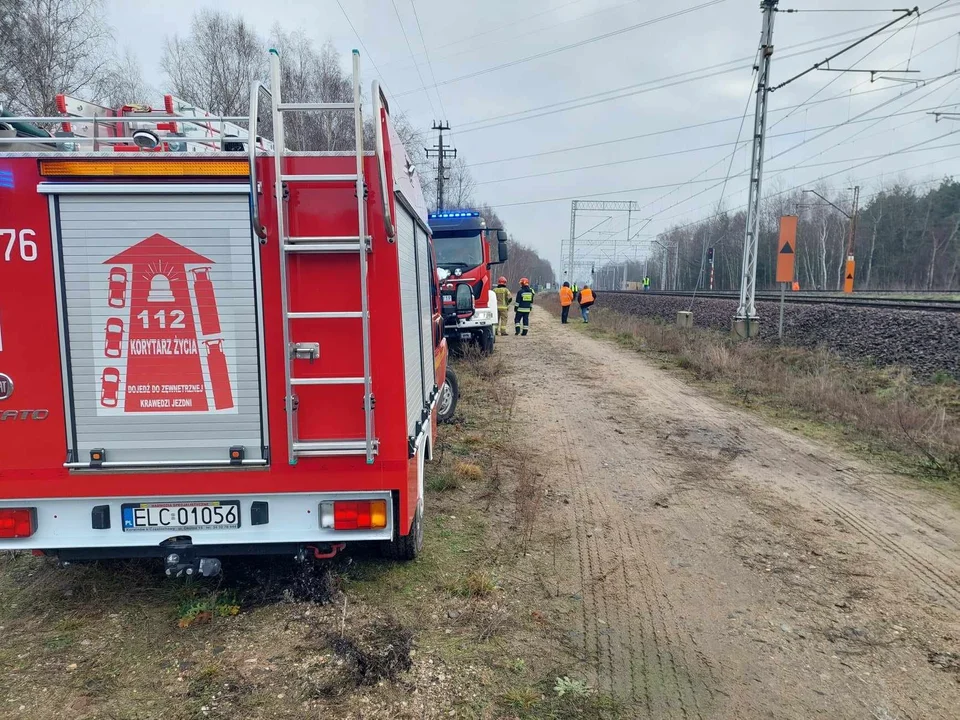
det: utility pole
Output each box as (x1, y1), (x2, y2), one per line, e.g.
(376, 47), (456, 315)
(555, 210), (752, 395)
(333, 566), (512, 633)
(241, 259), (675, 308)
(425, 122), (456, 211)
(734, 0), (778, 338)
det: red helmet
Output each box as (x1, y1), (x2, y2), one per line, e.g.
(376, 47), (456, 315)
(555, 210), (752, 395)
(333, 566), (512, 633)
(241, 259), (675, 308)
(519, 277), (530, 286)
(498, 276), (507, 285)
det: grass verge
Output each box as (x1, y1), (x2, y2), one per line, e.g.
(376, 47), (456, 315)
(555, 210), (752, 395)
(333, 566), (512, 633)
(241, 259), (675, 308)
(0, 350), (609, 719)
(540, 295), (960, 489)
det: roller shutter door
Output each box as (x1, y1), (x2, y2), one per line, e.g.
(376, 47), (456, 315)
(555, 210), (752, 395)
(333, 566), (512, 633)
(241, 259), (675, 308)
(57, 193), (264, 464)
(396, 205), (424, 438)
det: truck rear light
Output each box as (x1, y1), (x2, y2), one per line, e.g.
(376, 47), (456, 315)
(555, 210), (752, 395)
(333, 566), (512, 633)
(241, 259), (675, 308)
(0, 508), (36, 538)
(319, 500), (387, 530)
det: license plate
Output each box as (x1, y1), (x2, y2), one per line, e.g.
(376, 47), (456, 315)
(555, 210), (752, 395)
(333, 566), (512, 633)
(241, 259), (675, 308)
(121, 501), (240, 532)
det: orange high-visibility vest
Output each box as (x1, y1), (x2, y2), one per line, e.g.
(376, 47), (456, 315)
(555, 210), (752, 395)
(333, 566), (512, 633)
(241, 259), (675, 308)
(792, 281), (800, 292)
(579, 288), (595, 304)
(559, 286), (574, 306)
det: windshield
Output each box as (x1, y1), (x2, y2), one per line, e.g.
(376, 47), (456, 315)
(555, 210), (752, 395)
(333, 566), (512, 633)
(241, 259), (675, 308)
(433, 232), (484, 269)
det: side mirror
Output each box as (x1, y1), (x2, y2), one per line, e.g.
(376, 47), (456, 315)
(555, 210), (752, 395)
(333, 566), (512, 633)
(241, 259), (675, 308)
(496, 230), (509, 262)
(455, 283), (474, 313)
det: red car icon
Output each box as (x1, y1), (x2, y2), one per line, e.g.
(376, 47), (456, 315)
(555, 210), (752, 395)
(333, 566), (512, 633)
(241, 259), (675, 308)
(107, 267), (128, 308)
(104, 318), (125, 358)
(100, 367), (121, 408)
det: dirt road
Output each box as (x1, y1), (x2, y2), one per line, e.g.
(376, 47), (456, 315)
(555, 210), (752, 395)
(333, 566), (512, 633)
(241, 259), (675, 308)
(506, 311), (960, 719)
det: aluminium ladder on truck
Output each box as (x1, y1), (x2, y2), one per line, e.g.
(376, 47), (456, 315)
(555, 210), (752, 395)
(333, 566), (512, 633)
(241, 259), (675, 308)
(267, 49), (377, 464)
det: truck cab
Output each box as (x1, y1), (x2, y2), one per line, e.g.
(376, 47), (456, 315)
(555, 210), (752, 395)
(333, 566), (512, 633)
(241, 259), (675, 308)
(429, 211), (508, 353)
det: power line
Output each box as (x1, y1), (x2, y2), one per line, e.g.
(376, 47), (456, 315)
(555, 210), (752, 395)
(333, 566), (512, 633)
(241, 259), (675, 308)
(390, 0), (438, 117)
(471, 96), (950, 186)
(656, 142), (960, 231)
(487, 130), (959, 209)
(383, 0), (635, 75)
(408, 0), (449, 123)
(399, 0), (590, 60)
(392, 0), (727, 98)
(454, 6), (960, 134)
(334, 0), (390, 89)
(466, 92), (953, 170)
(647, 151), (960, 241)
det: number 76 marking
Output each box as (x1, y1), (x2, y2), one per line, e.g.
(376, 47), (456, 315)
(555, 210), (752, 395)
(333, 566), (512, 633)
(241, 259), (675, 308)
(2, 229), (38, 262)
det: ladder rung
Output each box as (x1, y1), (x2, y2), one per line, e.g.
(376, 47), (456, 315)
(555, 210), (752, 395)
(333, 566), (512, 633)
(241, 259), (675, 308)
(291, 377), (365, 386)
(288, 311), (364, 319)
(278, 102), (354, 112)
(293, 440), (379, 457)
(283, 242), (364, 253)
(285, 235), (368, 243)
(280, 174), (358, 183)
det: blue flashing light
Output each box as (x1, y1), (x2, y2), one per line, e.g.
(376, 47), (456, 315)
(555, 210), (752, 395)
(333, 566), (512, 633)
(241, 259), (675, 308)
(428, 210), (481, 219)
(0, 170), (12, 189)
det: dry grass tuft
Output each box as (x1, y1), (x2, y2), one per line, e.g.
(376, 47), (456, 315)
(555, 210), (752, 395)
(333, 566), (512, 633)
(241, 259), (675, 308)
(462, 570), (496, 598)
(454, 461), (484, 481)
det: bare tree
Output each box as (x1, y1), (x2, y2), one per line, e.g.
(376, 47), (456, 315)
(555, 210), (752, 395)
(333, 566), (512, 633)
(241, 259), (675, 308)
(99, 48), (153, 108)
(0, 0), (114, 115)
(162, 10), (266, 116)
(267, 29), (354, 150)
(445, 156), (476, 209)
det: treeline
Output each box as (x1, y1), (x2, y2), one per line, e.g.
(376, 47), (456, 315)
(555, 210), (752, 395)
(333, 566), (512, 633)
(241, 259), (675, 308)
(0, 0), (555, 285)
(626, 178), (960, 292)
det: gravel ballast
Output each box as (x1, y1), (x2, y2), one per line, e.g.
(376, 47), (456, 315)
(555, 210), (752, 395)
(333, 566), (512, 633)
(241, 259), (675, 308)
(598, 292), (960, 379)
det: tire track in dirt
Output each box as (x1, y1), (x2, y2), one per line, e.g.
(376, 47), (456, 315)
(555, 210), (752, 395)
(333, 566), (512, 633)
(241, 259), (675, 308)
(504, 311), (960, 718)
(814, 495), (960, 610)
(516, 349), (710, 716)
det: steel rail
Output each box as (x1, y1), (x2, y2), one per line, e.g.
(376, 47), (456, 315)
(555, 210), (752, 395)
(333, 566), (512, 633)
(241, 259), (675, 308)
(603, 289), (960, 313)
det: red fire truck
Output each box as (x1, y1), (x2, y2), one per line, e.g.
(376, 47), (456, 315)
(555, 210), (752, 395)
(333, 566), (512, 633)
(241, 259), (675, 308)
(431, 211), (508, 353)
(0, 50), (465, 577)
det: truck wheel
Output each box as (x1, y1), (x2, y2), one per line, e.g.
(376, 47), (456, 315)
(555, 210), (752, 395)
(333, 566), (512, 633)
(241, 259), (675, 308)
(384, 501), (423, 562)
(479, 326), (495, 355)
(437, 367), (459, 424)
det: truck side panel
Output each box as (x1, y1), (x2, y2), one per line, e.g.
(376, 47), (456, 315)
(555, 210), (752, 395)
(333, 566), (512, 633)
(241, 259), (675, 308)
(0, 161), (70, 474)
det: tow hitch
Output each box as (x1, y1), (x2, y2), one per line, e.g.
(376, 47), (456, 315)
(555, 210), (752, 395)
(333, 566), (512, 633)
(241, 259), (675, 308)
(164, 552), (222, 578)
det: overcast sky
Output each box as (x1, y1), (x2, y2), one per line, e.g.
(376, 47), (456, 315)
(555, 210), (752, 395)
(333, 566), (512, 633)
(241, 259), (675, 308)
(105, 0), (960, 274)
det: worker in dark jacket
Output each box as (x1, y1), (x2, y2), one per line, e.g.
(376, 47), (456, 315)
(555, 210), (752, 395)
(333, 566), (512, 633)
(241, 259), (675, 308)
(577, 284), (596, 323)
(514, 277), (535, 336)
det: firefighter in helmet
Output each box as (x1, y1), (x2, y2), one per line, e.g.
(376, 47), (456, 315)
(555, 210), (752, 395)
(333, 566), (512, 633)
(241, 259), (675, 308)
(493, 276), (512, 336)
(515, 278), (535, 336)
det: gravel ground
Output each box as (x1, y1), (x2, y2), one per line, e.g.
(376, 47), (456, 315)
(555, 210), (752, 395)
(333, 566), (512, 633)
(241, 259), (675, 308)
(599, 292), (960, 379)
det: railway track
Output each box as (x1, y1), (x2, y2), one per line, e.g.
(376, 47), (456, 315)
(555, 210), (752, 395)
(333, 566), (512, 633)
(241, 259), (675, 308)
(603, 290), (960, 313)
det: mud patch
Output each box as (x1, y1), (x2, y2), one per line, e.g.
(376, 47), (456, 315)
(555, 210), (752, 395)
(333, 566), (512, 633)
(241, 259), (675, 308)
(216, 556), (344, 607)
(299, 618), (414, 698)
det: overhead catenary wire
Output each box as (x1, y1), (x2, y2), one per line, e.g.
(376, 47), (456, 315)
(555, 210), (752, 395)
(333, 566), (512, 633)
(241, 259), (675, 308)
(638, 59), (960, 226)
(771, 6), (919, 92)
(768, 3), (924, 132)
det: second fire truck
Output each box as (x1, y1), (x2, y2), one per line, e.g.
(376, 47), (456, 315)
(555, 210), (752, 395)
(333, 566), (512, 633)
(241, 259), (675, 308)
(430, 210), (508, 353)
